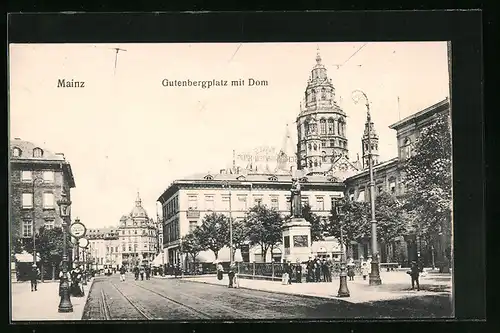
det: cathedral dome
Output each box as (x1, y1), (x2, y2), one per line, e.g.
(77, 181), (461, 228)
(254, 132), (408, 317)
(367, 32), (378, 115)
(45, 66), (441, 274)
(130, 192), (148, 219)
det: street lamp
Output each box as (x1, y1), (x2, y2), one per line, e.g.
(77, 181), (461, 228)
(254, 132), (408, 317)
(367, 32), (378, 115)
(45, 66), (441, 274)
(56, 189), (73, 313)
(32, 175), (44, 266)
(336, 205), (350, 297)
(221, 180), (233, 265)
(352, 89), (382, 286)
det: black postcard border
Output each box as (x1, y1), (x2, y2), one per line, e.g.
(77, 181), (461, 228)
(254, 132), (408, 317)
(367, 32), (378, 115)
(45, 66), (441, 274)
(5, 10), (486, 331)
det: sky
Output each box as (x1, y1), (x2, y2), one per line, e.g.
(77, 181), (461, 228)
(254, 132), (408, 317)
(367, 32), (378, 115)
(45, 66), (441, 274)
(9, 42), (450, 229)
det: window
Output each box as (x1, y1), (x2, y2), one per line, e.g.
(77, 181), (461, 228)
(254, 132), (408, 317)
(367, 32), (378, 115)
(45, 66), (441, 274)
(301, 196), (309, 206)
(22, 220), (33, 237)
(313, 143), (317, 151)
(322, 151), (327, 162)
(221, 195), (230, 210)
(390, 181), (396, 194)
(238, 196), (247, 210)
(43, 171), (54, 182)
(270, 196), (279, 210)
(321, 140), (326, 147)
(21, 171), (32, 181)
(12, 147), (22, 157)
(316, 197), (324, 211)
(254, 196), (263, 206)
(402, 138), (412, 159)
(285, 196), (291, 212)
(188, 195), (198, 210)
(33, 148), (43, 158)
(330, 139), (335, 147)
(43, 193), (55, 208)
(328, 119), (334, 134)
(22, 193), (33, 208)
(189, 221), (197, 232)
(320, 119), (326, 134)
(122, 245), (126, 252)
(205, 195), (215, 211)
(44, 220), (55, 229)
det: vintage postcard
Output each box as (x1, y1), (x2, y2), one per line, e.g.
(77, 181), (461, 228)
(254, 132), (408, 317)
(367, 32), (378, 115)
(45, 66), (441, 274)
(9, 42), (453, 321)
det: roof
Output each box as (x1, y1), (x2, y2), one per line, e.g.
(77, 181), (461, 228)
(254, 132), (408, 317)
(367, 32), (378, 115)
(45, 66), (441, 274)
(10, 138), (76, 188)
(344, 157), (399, 182)
(157, 171), (345, 203)
(389, 98), (450, 131)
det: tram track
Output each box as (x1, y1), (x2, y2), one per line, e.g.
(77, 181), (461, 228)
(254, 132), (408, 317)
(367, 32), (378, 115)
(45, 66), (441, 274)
(136, 281), (263, 319)
(108, 280), (154, 320)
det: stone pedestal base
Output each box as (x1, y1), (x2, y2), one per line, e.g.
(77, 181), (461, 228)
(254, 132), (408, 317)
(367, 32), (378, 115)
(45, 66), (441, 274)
(282, 218), (312, 263)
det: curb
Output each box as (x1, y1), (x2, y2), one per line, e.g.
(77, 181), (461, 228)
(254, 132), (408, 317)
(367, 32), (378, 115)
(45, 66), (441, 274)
(78, 278), (95, 320)
(181, 278), (346, 302)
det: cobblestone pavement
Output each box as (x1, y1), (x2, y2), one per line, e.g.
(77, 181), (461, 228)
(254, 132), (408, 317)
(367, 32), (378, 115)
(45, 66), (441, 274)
(82, 274), (452, 320)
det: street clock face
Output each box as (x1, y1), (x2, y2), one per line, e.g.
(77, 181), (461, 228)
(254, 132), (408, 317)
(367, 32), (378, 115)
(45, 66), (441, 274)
(78, 237), (89, 248)
(69, 222), (87, 239)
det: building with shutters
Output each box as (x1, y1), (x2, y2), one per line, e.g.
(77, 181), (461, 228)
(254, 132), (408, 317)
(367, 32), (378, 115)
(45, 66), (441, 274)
(9, 138), (76, 255)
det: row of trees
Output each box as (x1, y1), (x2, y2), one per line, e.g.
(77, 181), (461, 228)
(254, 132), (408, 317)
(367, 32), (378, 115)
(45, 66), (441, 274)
(181, 112), (452, 267)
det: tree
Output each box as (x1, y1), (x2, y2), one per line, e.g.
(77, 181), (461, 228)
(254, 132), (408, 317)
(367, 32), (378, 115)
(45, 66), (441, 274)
(402, 112), (452, 270)
(35, 226), (70, 280)
(230, 219), (248, 261)
(196, 212), (230, 260)
(326, 198), (370, 256)
(374, 192), (412, 244)
(302, 203), (324, 242)
(244, 204), (283, 262)
(180, 229), (205, 264)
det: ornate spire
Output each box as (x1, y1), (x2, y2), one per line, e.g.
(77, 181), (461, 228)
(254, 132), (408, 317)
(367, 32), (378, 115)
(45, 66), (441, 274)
(316, 45), (322, 65)
(135, 191), (142, 207)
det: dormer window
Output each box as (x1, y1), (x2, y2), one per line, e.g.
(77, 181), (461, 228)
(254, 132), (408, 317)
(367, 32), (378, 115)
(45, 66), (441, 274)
(236, 175), (246, 181)
(33, 148), (43, 158)
(12, 147), (22, 157)
(204, 174), (214, 180)
(300, 177), (308, 183)
(268, 175), (278, 181)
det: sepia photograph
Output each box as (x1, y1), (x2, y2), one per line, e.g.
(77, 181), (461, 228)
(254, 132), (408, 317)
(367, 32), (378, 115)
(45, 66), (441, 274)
(9, 41), (453, 321)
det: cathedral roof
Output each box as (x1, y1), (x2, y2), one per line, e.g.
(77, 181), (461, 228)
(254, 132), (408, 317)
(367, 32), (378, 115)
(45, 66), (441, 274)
(129, 192), (149, 219)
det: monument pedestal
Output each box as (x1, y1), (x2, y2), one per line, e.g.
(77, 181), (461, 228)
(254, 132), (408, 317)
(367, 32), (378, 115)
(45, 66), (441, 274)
(282, 218), (312, 263)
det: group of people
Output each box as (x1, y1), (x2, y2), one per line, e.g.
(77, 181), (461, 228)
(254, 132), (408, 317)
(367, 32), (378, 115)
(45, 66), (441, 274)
(216, 262), (239, 288)
(133, 264), (152, 281)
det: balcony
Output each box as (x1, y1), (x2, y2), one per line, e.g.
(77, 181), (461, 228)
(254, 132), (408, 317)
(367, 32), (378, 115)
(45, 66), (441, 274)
(186, 209), (200, 218)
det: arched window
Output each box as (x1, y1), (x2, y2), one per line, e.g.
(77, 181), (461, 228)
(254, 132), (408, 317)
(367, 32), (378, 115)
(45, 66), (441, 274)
(337, 120), (341, 136)
(322, 151), (327, 162)
(12, 147), (21, 157)
(327, 118), (334, 134)
(330, 139), (335, 147)
(311, 89), (316, 102)
(308, 160), (313, 168)
(321, 88), (326, 100)
(313, 143), (317, 151)
(314, 159), (318, 167)
(204, 174), (214, 180)
(403, 138), (412, 159)
(310, 121), (317, 134)
(33, 147), (43, 158)
(304, 121), (310, 135)
(308, 143), (312, 150)
(320, 119), (326, 134)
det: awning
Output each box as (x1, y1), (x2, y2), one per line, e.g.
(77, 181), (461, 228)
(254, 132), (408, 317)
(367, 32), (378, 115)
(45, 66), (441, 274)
(15, 251), (41, 263)
(151, 253), (165, 267)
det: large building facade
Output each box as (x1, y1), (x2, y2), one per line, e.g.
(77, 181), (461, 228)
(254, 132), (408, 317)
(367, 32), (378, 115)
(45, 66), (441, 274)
(158, 173), (345, 265)
(118, 193), (159, 268)
(10, 138), (76, 252)
(86, 227), (121, 270)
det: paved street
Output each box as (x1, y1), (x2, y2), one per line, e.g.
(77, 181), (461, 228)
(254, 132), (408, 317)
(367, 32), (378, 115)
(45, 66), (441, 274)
(82, 273), (452, 320)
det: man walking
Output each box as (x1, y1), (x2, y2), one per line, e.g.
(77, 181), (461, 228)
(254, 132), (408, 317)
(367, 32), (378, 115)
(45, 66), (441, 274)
(119, 265), (126, 282)
(139, 265), (145, 281)
(408, 260), (421, 291)
(145, 265), (151, 280)
(30, 264), (39, 292)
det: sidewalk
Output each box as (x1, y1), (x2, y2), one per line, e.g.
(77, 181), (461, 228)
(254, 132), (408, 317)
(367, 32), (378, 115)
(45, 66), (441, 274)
(181, 271), (452, 304)
(11, 278), (95, 321)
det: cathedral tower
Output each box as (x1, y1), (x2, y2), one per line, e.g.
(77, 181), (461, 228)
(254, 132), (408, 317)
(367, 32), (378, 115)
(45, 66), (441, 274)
(296, 48), (349, 173)
(361, 118), (379, 169)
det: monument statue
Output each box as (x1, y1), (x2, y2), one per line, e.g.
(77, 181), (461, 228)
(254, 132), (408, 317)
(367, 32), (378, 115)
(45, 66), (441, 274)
(290, 178), (302, 218)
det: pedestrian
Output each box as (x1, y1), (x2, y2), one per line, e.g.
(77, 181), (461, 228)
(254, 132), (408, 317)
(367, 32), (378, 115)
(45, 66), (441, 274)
(30, 264), (39, 292)
(287, 261), (293, 285)
(119, 265), (126, 282)
(216, 262), (224, 281)
(407, 260), (420, 291)
(347, 258), (355, 281)
(134, 265), (139, 280)
(228, 264), (235, 288)
(70, 266), (84, 297)
(145, 265), (151, 280)
(322, 259), (331, 282)
(306, 258), (314, 282)
(139, 266), (145, 281)
(295, 260), (302, 283)
(326, 256), (334, 282)
(314, 258), (321, 282)
(361, 261), (369, 280)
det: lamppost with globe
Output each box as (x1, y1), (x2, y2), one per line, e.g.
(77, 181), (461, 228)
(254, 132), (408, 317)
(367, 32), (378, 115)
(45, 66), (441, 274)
(56, 189), (73, 313)
(352, 89), (382, 286)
